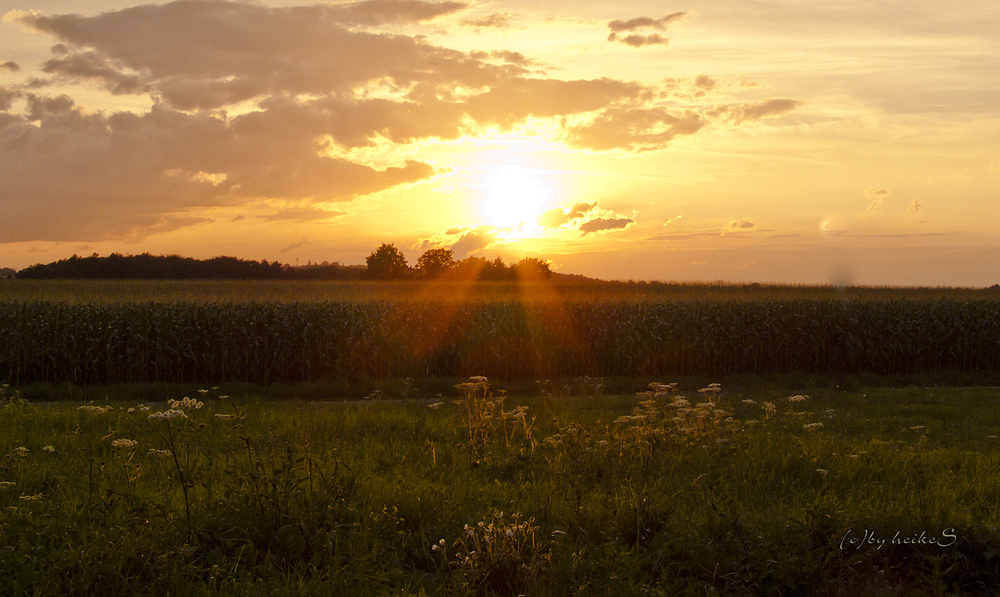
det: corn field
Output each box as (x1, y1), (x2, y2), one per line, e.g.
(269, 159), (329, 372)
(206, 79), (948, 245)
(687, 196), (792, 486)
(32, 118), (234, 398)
(2, 299), (1000, 384)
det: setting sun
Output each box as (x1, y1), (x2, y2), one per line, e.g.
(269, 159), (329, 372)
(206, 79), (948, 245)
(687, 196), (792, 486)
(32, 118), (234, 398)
(481, 166), (554, 229)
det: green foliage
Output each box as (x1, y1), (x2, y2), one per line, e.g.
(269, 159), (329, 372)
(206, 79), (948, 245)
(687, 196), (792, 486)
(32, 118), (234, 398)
(415, 248), (455, 279)
(4, 298), (1000, 384)
(0, 385), (999, 595)
(365, 244), (411, 280)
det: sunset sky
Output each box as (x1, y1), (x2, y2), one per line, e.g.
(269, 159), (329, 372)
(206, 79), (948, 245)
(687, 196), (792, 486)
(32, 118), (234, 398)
(1, 0), (997, 286)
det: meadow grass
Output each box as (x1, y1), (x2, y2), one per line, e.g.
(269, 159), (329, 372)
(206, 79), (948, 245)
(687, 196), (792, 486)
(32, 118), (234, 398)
(1, 381), (998, 596)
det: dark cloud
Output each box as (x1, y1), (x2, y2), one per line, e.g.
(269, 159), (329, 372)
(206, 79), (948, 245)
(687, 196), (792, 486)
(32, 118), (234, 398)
(41, 50), (144, 95)
(324, 0), (468, 26)
(18, 2), (521, 111)
(578, 216), (635, 234)
(0, 96), (437, 242)
(1, 61), (20, 72)
(0, 86), (20, 111)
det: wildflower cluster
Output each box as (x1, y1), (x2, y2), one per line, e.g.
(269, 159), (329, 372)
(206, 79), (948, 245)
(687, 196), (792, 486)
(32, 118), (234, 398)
(77, 405), (113, 415)
(148, 409), (188, 422)
(111, 439), (138, 449)
(452, 377), (535, 466)
(168, 397), (204, 410)
(613, 383), (739, 451)
(444, 510), (549, 595)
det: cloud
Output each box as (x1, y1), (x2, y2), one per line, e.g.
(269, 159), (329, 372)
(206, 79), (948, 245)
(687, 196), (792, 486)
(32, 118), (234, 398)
(578, 216), (635, 234)
(607, 14), (687, 33)
(323, 0), (468, 26)
(448, 225), (499, 256)
(724, 218), (756, 232)
(536, 201), (634, 236)
(258, 208), (347, 222)
(461, 12), (514, 30)
(1, 61), (20, 72)
(607, 12), (687, 47)
(610, 33), (669, 48)
(864, 187), (891, 214)
(646, 231), (718, 241)
(705, 99), (802, 126)
(566, 105), (706, 152)
(536, 201), (597, 229)
(278, 237), (311, 253)
(2, 1), (803, 244)
(0, 94), (437, 242)
(0, 86), (20, 111)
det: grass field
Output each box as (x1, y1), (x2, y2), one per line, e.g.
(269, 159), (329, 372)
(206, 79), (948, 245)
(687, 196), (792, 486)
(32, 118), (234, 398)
(2, 279), (998, 594)
(1, 380), (998, 596)
(2, 278), (998, 304)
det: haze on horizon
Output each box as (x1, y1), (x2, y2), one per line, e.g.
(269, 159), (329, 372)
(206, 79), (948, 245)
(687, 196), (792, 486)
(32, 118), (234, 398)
(0, 0), (997, 286)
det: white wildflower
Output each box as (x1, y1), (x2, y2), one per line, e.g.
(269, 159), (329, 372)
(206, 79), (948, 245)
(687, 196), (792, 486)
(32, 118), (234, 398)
(42, 445), (55, 453)
(148, 409), (188, 421)
(111, 439), (138, 449)
(167, 397), (203, 410)
(148, 449), (172, 457)
(788, 395), (808, 403)
(13, 447), (30, 458)
(803, 422), (824, 432)
(77, 405), (112, 415)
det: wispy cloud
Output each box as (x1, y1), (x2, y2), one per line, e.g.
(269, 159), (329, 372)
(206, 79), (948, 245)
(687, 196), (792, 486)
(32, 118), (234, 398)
(578, 216), (635, 234)
(607, 13), (687, 47)
(863, 187), (891, 215)
(461, 12), (514, 30)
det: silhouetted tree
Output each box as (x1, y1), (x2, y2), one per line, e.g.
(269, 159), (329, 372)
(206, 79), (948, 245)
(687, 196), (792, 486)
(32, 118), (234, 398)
(415, 248), (455, 279)
(513, 257), (552, 280)
(365, 243), (410, 279)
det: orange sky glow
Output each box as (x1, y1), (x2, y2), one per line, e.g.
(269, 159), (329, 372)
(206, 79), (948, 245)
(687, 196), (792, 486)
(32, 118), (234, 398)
(1, 0), (998, 285)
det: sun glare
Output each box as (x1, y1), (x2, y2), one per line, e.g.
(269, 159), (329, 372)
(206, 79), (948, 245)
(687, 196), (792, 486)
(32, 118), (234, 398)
(481, 167), (553, 229)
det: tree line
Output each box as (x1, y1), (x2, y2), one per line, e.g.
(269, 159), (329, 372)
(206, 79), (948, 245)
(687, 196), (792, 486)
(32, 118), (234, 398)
(366, 244), (551, 281)
(12, 247), (550, 281)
